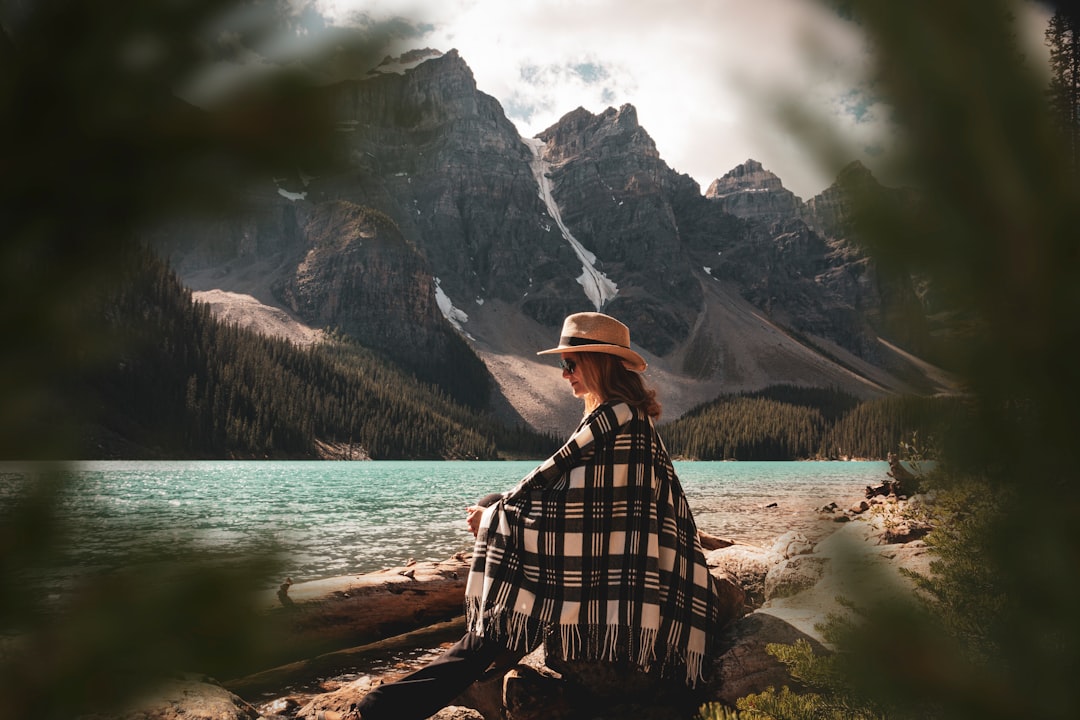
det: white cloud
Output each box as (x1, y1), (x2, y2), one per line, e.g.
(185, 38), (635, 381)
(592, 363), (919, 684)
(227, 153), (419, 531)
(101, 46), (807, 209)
(317, 0), (1053, 199)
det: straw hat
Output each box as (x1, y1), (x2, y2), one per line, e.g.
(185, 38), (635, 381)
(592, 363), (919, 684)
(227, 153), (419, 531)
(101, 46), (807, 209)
(537, 312), (647, 372)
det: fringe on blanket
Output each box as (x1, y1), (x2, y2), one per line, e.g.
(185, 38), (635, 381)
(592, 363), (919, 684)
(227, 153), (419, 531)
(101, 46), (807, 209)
(465, 599), (707, 687)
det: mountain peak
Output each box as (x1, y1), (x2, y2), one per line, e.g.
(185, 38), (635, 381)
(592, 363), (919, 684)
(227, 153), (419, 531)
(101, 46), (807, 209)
(367, 48), (445, 76)
(706, 159), (784, 195)
(541, 103), (642, 137)
(834, 159), (877, 188)
(538, 103), (658, 164)
(704, 159), (802, 220)
(731, 158), (766, 175)
(599, 103), (640, 129)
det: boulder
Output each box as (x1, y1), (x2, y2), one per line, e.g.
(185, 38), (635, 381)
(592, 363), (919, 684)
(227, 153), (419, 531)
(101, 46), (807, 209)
(555, 663), (699, 719)
(501, 660), (573, 720)
(698, 530), (735, 551)
(705, 543), (778, 608)
(764, 556), (830, 600)
(295, 676), (381, 720)
(709, 569), (750, 621)
(768, 531), (813, 559)
(704, 612), (827, 707)
(499, 647), (703, 720)
(433, 708), (485, 720)
(86, 675), (257, 720)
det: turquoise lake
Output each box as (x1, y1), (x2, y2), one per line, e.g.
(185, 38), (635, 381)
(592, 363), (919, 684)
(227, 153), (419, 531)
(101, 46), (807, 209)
(2, 460), (891, 593)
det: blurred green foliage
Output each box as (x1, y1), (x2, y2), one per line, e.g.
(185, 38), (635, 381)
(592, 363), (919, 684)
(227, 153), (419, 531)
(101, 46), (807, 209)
(0, 470), (288, 718)
(0, 1), (399, 718)
(5, 0), (1080, 718)
(0, 0), (390, 459)
(760, 0), (1080, 718)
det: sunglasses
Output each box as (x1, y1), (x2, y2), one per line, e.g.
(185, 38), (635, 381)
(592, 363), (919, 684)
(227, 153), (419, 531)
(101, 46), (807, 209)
(559, 358), (577, 374)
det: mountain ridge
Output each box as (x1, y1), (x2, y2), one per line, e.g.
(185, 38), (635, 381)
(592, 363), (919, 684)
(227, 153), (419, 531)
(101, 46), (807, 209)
(151, 48), (956, 435)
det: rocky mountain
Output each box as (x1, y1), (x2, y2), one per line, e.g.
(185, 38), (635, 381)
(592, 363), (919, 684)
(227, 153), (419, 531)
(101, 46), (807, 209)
(706, 159), (803, 222)
(152, 49), (955, 435)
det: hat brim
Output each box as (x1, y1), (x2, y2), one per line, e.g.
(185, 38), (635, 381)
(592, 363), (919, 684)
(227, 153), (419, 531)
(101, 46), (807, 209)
(537, 344), (648, 373)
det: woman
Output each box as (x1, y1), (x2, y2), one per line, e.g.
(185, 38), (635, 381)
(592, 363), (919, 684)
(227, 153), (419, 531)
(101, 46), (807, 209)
(326, 312), (722, 720)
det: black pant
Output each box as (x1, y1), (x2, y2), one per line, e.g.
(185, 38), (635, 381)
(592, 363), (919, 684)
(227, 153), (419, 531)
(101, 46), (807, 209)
(352, 628), (537, 720)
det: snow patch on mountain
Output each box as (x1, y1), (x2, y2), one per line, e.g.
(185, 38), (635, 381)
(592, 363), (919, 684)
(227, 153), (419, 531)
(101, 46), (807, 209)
(434, 277), (473, 339)
(524, 137), (618, 311)
(277, 188), (307, 201)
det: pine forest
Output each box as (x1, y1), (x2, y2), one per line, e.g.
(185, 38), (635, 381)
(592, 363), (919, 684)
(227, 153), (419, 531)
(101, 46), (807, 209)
(659, 385), (967, 461)
(68, 245), (558, 461)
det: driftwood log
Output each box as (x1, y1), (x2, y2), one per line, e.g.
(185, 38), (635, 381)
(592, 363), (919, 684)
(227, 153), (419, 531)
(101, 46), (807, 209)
(226, 617), (468, 699)
(259, 531), (728, 666)
(253, 555), (472, 674)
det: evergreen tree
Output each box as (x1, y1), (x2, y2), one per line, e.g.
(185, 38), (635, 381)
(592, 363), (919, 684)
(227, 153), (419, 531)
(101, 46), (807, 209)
(1047, 8), (1080, 171)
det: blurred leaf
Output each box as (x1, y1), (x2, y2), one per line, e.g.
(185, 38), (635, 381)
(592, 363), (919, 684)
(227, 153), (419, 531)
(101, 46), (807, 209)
(0, 1), (401, 717)
(780, 1), (1080, 718)
(0, 0), (399, 459)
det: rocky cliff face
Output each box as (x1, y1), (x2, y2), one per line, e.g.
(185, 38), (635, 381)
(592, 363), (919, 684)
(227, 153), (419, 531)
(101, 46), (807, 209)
(318, 50), (564, 313)
(699, 158), (933, 364)
(273, 200), (490, 405)
(802, 160), (877, 241)
(151, 48), (951, 432)
(536, 104), (703, 355)
(706, 159), (803, 222)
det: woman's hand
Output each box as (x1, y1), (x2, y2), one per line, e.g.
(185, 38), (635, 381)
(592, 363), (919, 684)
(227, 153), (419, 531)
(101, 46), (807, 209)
(465, 505), (484, 537)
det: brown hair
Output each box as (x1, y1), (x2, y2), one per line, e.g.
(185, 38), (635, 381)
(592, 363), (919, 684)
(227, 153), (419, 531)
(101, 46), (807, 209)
(573, 352), (662, 420)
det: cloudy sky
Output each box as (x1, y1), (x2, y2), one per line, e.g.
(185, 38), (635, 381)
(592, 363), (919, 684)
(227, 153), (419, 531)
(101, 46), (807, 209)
(307, 0), (1052, 200)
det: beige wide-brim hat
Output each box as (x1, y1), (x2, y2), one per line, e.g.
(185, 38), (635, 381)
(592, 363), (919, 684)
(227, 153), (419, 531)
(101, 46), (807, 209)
(537, 312), (648, 373)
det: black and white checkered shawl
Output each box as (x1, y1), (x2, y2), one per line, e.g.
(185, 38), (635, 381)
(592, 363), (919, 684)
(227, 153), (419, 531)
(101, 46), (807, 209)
(465, 401), (722, 685)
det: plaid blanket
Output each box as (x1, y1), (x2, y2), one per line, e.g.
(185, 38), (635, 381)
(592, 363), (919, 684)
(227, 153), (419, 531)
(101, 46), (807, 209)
(465, 401), (722, 685)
